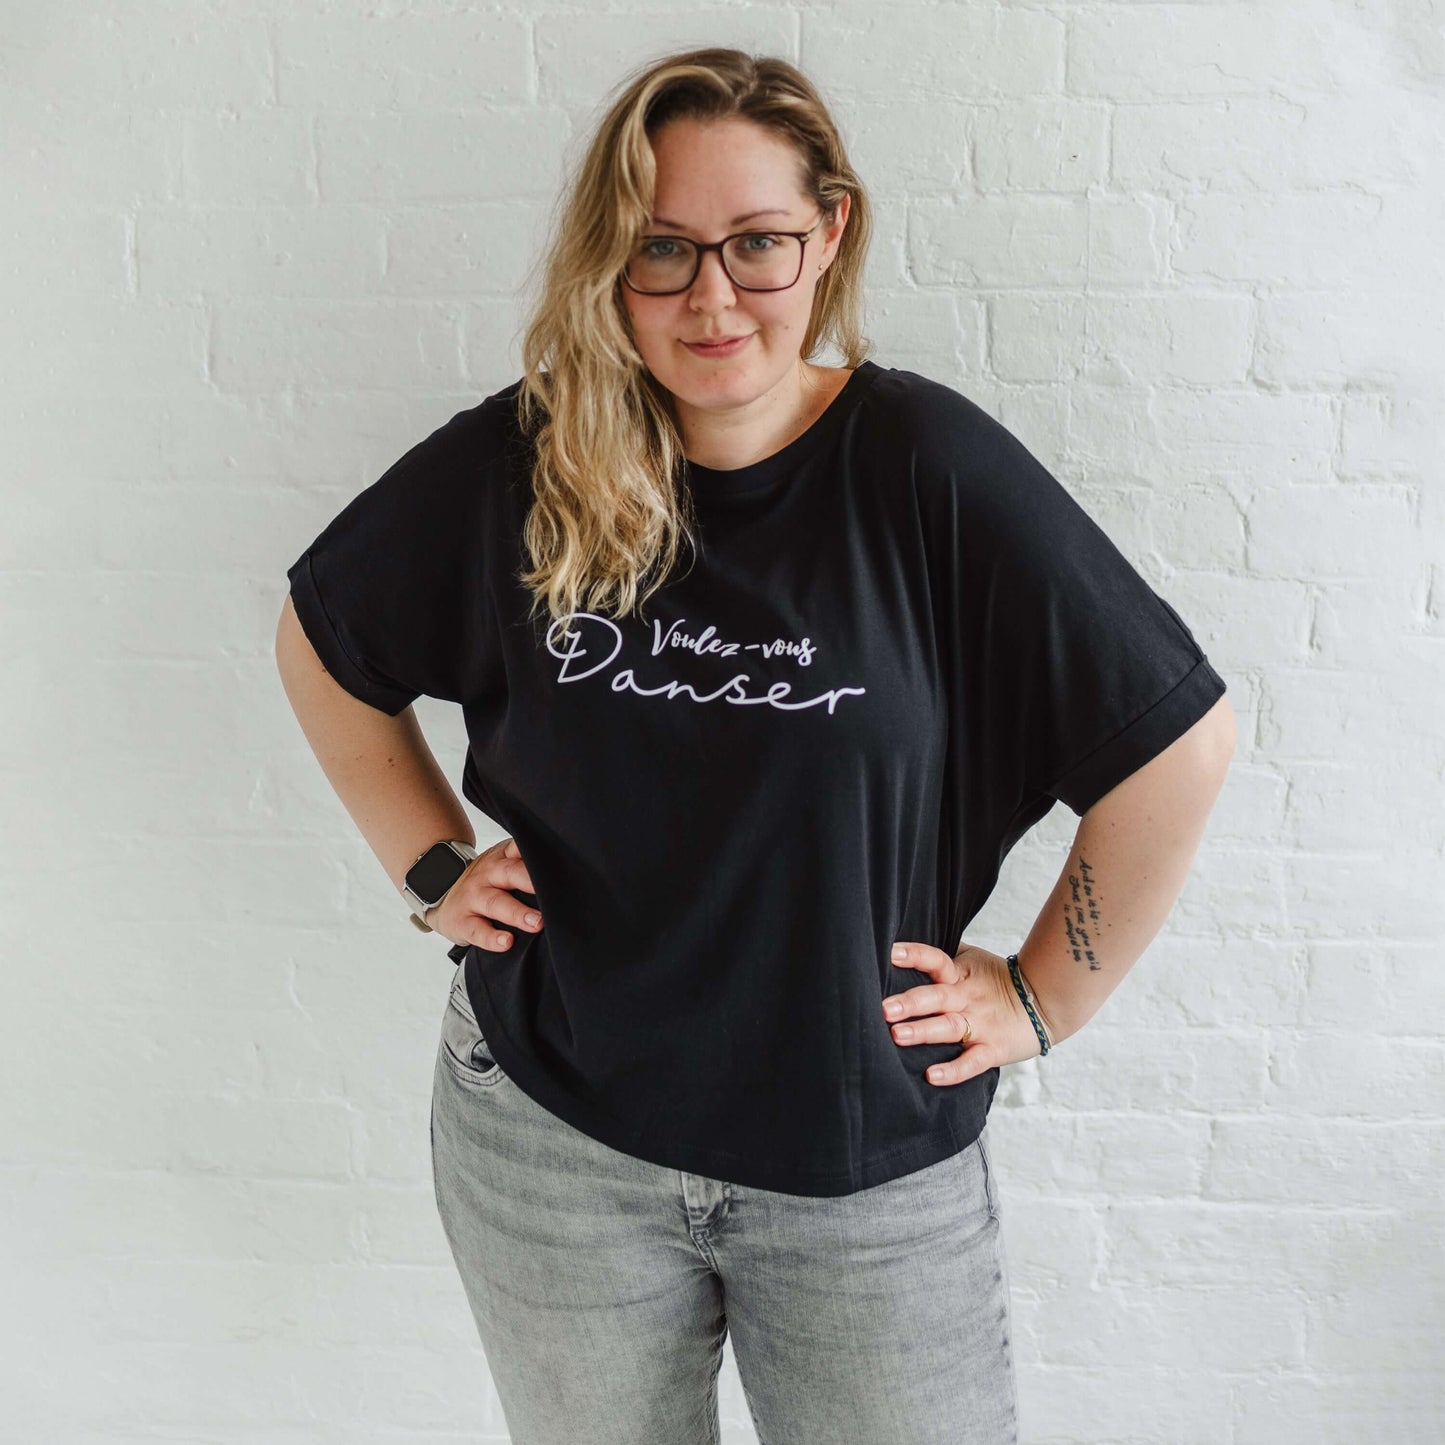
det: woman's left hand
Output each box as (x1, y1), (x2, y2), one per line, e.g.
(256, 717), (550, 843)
(883, 941), (1045, 1085)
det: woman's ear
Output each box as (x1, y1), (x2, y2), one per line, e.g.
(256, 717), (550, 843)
(822, 192), (851, 265)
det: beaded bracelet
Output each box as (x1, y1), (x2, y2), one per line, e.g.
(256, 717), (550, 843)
(1007, 952), (1053, 1057)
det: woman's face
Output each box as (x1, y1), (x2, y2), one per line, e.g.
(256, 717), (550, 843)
(620, 115), (849, 415)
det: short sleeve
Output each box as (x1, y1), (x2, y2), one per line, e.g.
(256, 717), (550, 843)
(285, 403), (503, 715)
(923, 391), (1227, 818)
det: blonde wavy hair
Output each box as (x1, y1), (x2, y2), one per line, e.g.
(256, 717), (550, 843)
(513, 46), (875, 630)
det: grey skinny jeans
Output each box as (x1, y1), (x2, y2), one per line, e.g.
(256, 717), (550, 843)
(431, 961), (1018, 1444)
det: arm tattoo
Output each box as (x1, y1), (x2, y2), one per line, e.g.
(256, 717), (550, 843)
(1063, 855), (1103, 970)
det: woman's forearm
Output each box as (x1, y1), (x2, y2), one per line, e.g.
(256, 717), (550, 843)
(1019, 697), (1236, 1046)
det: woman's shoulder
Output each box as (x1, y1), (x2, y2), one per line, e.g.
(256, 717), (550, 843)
(371, 381), (530, 504)
(863, 363), (996, 440)
(854, 364), (1025, 496)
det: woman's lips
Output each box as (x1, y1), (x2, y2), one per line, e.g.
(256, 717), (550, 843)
(683, 333), (753, 357)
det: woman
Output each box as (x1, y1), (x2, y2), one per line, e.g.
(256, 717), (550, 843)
(277, 46), (1235, 1445)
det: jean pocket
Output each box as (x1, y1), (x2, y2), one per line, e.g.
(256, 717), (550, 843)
(440, 978), (506, 1087)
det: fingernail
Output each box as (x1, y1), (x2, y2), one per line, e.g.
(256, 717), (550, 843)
(884, 1001), (902, 1018)
(495, 932), (508, 947)
(891, 944), (906, 961)
(525, 912), (541, 928)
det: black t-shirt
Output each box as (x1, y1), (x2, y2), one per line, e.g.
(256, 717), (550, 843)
(286, 360), (1226, 1196)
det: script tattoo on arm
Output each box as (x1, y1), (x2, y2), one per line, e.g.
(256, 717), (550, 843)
(1062, 855), (1103, 971)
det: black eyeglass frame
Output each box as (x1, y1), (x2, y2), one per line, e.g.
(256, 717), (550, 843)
(621, 215), (828, 295)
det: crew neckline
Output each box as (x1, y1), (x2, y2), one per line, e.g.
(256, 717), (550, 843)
(683, 360), (883, 503)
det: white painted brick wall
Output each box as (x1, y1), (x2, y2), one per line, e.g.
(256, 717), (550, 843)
(5, 2), (1442, 1441)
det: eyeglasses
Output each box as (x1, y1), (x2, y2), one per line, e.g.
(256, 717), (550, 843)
(622, 216), (826, 295)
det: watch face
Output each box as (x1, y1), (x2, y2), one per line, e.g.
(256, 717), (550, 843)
(407, 843), (468, 904)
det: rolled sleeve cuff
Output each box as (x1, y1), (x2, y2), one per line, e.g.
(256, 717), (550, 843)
(286, 551), (418, 716)
(1045, 657), (1228, 816)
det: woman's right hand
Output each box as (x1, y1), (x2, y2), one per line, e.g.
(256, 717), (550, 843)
(424, 837), (544, 952)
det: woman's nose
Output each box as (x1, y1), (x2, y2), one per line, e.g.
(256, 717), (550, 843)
(688, 248), (738, 302)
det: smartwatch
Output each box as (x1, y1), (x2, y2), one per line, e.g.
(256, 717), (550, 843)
(403, 839), (478, 933)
